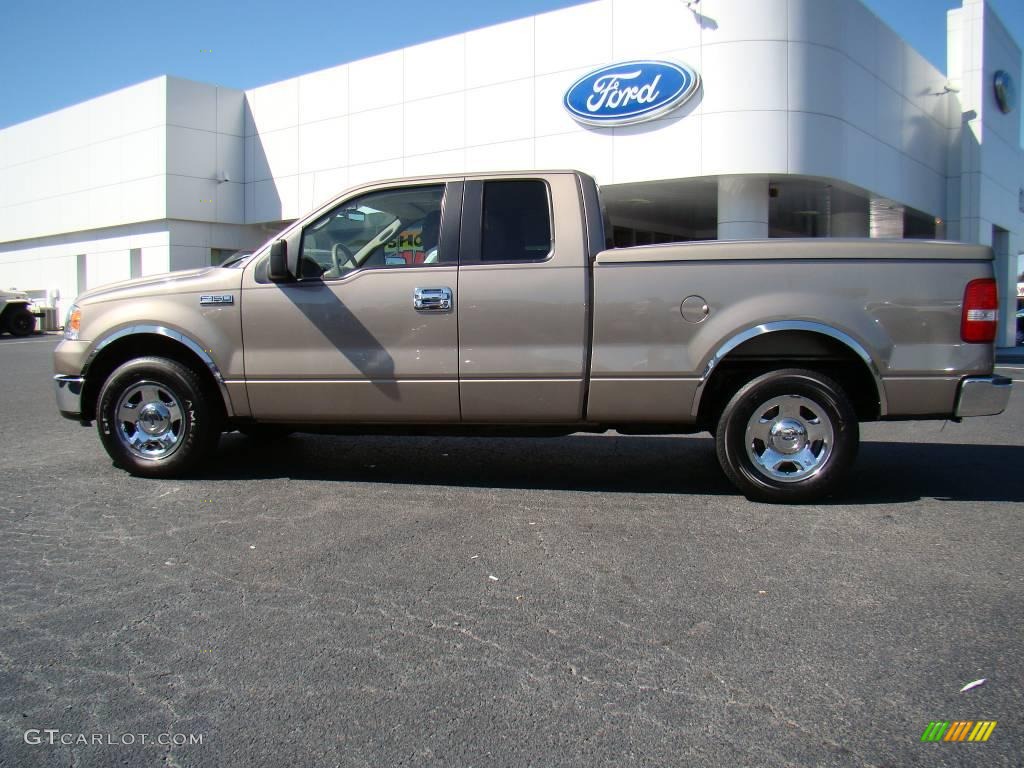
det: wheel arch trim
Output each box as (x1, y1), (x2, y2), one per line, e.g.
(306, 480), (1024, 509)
(82, 325), (236, 418)
(691, 320), (887, 419)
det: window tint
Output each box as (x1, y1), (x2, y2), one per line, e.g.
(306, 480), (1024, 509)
(299, 185), (447, 279)
(481, 180), (552, 263)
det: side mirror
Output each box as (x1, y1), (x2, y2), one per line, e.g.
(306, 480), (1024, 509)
(268, 240), (292, 282)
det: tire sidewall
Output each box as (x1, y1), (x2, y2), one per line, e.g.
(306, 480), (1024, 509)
(717, 370), (858, 503)
(97, 357), (213, 477)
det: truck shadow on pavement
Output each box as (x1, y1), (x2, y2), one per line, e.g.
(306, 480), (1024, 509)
(201, 433), (1024, 504)
(0, 332), (54, 342)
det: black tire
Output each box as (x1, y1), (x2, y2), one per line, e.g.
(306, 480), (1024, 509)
(236, 424), (294, 440)
(7, 307), (35, 337)
(97, 357), (221, 477)
(714, 369), (859, 503)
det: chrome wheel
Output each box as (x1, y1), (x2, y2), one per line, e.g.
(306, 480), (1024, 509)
(114, 380), (185, 460)
(744, 394), (834, 483)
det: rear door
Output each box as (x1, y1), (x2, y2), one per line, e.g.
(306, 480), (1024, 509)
(457, 173), (590, 422)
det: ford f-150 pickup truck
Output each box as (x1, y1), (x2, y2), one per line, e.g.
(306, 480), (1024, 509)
(53, 171), (1011, 502)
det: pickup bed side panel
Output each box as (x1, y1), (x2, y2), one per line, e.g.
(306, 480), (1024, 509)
(587, 246), (995, 423)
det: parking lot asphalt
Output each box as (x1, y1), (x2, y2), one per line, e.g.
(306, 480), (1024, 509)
(1, 334), (1021, 767)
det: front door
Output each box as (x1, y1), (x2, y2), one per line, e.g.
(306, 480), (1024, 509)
(240, 181), (463, 423)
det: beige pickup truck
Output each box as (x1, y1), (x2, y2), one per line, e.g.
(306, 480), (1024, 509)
(53, 171), (1010, 502)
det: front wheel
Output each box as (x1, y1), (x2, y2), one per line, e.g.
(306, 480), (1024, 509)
(714, 369), (859, 503)
(97, 357), (220, 477)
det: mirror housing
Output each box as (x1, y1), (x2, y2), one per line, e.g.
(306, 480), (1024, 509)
(268, 240), (292, 282)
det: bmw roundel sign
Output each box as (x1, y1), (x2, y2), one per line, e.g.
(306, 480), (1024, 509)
(564, 60), (701, 127)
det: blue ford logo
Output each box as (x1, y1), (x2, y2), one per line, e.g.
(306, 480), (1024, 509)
(564, 60), (700, 127)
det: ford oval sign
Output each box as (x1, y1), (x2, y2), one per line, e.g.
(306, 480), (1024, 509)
(564, 60), (700, 127)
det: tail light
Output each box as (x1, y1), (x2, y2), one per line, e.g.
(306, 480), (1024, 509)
(961, 278), (998, 343)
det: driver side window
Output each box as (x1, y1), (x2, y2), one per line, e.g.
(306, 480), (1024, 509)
(299, 184), (447, 279)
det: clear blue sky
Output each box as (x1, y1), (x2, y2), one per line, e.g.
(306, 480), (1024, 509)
(1, 0), (1022, 130)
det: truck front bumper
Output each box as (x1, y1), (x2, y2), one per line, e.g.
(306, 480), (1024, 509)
(54, 374), (85, 421)
(954, 375), (1011, 418)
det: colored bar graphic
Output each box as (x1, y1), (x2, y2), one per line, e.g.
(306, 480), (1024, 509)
(921, 721), (996, 743)
(945, 721), (973, 741)
(969, 721), (997, 742)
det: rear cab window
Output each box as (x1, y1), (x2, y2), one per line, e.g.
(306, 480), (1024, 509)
(479, 180), (553, 263)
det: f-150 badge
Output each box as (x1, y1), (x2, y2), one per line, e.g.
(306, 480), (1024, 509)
(199, 294), (234, 305)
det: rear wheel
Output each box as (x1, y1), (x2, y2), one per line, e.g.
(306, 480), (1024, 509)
(6, 307), (35, 336)
(97, 357), (220, 477)
(715, 369), (858, 503)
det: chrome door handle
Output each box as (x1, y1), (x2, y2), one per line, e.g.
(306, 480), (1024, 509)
(414, 287), (453, 312)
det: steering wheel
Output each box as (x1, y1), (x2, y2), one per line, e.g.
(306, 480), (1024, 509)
(331, 243), (355, 275)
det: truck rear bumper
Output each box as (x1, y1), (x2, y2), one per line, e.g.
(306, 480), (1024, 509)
(54, 374), (85, 420)
(954, 375), (1011, 418)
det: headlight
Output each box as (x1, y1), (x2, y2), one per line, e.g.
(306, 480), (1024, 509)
(64, 305), (81, 340)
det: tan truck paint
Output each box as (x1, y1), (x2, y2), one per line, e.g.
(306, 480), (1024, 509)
(457, 173), (590, 422)
(589, 243), (994, 420)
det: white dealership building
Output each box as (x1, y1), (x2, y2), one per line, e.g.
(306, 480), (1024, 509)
(1, 0), (1022, 344)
